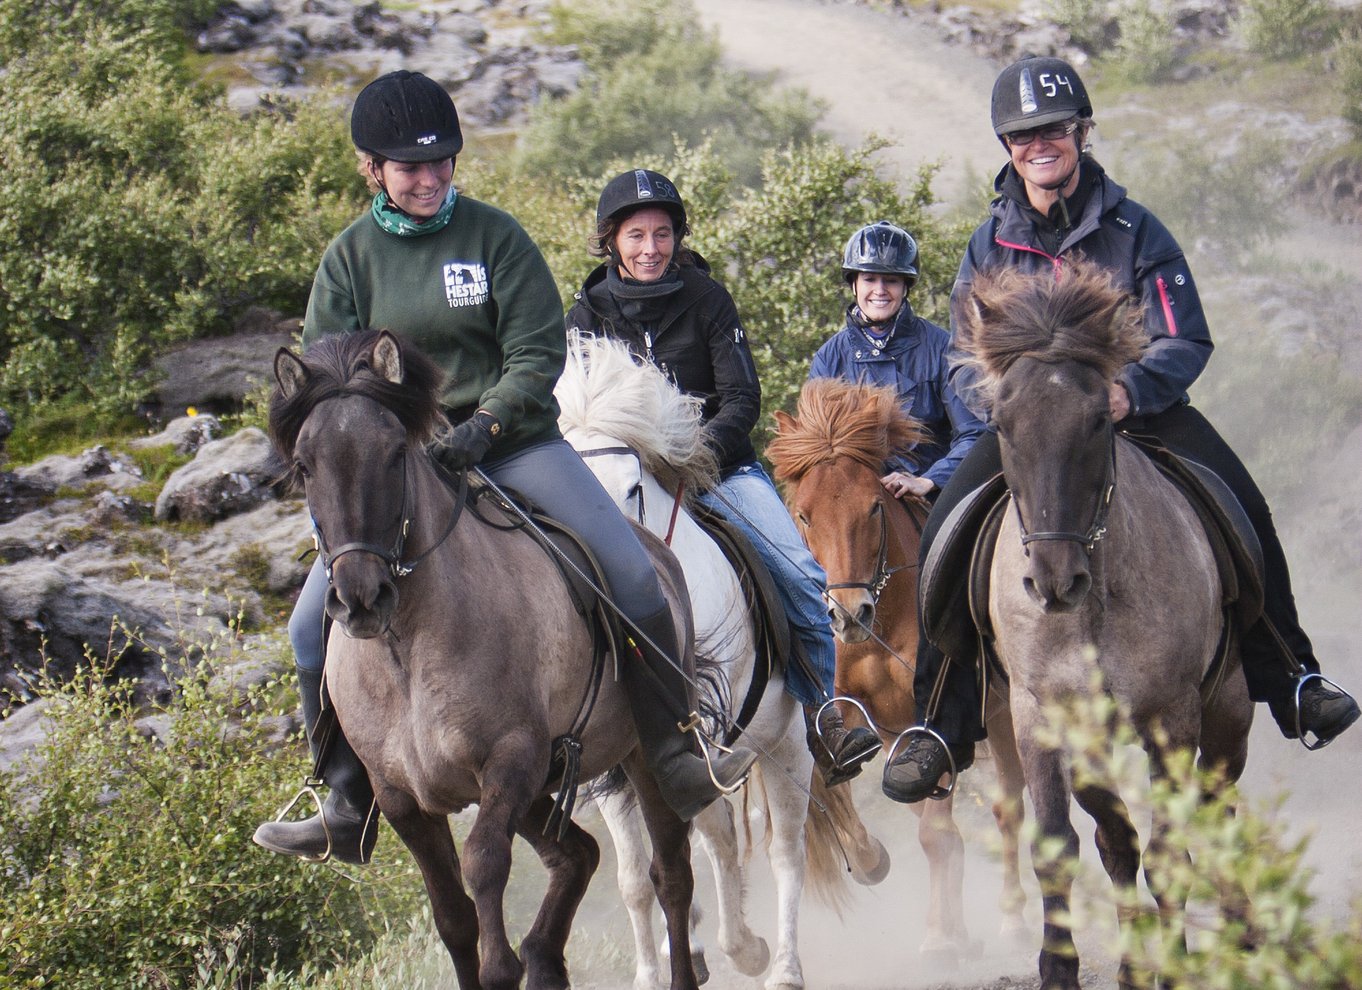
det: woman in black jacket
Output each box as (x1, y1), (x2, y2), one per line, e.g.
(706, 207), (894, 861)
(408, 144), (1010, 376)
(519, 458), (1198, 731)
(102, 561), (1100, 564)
(883, 56), (1359, 804)
(567, 169), (882, 786)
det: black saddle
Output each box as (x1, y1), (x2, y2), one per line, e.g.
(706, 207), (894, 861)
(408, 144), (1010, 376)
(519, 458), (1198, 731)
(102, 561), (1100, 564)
(919, 435), (1269, 687)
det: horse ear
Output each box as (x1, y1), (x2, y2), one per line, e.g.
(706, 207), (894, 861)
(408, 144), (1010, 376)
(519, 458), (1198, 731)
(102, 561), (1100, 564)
(372, 331), (404, 384)
(274, 347), (309, 399)
(772, 409), (797, 435)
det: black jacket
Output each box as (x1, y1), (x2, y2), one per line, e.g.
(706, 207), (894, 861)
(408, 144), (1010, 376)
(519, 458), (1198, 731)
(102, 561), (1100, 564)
(566, 258), (761, 471)
(951, 160), (1213, 421)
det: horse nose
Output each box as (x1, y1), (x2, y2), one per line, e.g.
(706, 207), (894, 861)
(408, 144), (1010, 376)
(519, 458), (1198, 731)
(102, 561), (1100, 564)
(1022, 569), (1092, 612)
(325, 561), (399, 637)
(827, 594), (875, 644)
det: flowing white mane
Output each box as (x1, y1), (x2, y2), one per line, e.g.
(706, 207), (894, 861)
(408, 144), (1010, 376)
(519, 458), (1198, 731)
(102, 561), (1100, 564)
(556, 334), (719, 493)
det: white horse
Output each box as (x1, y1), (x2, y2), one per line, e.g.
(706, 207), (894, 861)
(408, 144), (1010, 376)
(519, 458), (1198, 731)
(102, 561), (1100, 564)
(557, 335), (886, 990)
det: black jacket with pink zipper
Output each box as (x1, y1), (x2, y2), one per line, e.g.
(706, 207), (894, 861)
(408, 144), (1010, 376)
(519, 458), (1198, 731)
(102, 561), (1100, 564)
(948, 159), (1212, 422)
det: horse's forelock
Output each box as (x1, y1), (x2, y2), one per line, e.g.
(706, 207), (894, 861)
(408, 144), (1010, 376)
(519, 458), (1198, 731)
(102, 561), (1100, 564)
(268, 331), (446, 471)
(960, 261), (1147, 404)
(768, 378), (923, 483)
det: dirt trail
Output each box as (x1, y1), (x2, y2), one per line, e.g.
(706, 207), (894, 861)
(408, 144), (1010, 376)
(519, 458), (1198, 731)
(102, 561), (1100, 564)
(690, 0), (1006, 206)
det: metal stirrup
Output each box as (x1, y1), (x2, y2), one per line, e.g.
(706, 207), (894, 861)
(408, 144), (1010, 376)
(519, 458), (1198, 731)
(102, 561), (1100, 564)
(886, 724), (958, 801)
(271, 777), (333, 863)
(1294, 672), (1349, 752)
(811, 695), (879, 750)
(682, 713), (752, 795)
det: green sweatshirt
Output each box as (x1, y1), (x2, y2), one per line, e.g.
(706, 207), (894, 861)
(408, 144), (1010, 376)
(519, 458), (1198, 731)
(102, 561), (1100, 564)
(302, 194), (565, 455)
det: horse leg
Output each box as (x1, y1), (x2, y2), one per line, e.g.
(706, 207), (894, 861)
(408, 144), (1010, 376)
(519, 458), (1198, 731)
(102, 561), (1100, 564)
(515, 796), (602, 990)
(986, 703), (1030, 943)
(596, 789), (668, 990)
(1017, 732), (1083, 990)
(918, 795), (967, 966)
(623, 754), (699, 990)
(379, 790), (482, 989)
(1197, 671), (1255, 952)
(462, 750), (541, 990)
(760, 736), (815, 990)
(691, 793), (769, 978)
(808, 771), (890, 886)
(1072, 781), (1145, 990)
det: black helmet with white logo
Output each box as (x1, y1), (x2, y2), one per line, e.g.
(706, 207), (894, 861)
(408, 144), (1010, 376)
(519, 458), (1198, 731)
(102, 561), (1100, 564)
(596, 169), (688, 232)
(842, 221), (919, 286)
(990, 56), (1092, 136)
(351, 70), (463, 162)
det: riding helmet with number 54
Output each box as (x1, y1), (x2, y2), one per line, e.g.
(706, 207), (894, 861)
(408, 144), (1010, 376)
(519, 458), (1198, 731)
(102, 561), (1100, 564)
(990, 55), (1092, 137)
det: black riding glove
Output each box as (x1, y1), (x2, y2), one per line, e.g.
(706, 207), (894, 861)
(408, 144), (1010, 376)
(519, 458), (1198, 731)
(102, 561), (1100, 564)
(431, 410), (500, 472)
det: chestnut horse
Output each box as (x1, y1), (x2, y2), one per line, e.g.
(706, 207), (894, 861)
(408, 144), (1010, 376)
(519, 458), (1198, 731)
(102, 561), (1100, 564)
(956, 262), (1253, 990)
(767, 378), (1027, 964)
(270, 330), (703, 990)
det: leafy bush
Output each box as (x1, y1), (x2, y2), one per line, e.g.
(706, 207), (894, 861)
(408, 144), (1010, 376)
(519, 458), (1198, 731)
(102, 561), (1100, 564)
(1339, 28), (1362, 140)
(1106, 0), (1180, 84)
(1047, 0), (1119, 56)
(516, 0), (821, 184)
(0, 22), (361, 423)
(0, 622), (422, 989)
(1237, 0), (1335, 59)
(1031, 684), (1362, 988)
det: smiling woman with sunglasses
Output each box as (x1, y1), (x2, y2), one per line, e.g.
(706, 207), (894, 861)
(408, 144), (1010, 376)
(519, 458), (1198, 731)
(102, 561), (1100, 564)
(881, 54), (1360, 806)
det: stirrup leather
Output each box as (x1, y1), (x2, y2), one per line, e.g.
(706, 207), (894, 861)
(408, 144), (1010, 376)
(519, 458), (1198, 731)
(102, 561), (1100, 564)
(885, 725), (958, 801)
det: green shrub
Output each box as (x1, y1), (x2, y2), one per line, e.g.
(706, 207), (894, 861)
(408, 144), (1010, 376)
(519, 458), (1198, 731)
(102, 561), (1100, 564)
(1047, 0), (1118, 56)
(516, 0), (821, 185)
(1238, 0), (1334, 59)
(0, 22), (361, 425)
(1339, 28), (1362, 140)
(0, 624), (422, 989)
(1106, 0), (1180, 84)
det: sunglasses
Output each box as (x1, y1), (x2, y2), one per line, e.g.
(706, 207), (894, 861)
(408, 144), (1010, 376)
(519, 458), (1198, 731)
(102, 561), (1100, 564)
(1005, 119), (1082, 147)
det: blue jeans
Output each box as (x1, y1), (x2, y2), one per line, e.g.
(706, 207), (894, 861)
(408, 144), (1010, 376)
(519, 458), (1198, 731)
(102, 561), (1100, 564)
(699, 460), (836, 708)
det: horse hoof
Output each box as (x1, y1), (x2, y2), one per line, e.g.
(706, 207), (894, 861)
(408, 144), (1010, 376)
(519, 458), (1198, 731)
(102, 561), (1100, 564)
(850, 837), (891, 886)
(691, 949), (709, 985)
(726, 935), (770, 976)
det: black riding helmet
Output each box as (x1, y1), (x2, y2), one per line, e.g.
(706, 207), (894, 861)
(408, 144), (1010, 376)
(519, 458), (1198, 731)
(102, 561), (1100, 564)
(990, 55), (1092, 138)
(842, 221), (919, 287)
(596, 168), (688, 233)
(351, 70), (463, 162)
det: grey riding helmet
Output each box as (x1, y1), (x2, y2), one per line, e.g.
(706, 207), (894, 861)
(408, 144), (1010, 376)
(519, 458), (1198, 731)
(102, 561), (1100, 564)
(842, 221), (919, 287)
(596, 168), (688, 232)
(990, 55), (1092, 137)
(351, 70), (463, 162)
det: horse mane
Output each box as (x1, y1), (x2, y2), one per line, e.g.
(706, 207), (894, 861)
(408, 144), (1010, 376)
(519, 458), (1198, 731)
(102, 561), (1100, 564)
(766, 378), (929, 484)
(955, 258), (1148, 408)
(269, 329), (446, 470)
(556, 334), (719, 496)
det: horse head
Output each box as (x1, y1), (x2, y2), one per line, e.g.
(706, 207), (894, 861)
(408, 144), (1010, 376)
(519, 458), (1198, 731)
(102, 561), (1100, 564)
(769, 378), (928, 644)
(271, 329), (445, 637)
(958, 261), (1145, 612)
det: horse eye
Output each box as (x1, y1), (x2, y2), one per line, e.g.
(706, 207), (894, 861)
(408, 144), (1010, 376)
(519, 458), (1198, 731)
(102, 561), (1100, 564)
(796, 512), (810, 528)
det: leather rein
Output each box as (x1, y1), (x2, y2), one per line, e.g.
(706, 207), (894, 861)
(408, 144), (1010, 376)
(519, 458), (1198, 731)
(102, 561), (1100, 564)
(824, 497), (914, 604)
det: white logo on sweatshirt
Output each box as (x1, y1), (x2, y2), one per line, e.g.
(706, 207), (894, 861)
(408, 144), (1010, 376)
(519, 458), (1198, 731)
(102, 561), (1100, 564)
(443, 262), (489, 308)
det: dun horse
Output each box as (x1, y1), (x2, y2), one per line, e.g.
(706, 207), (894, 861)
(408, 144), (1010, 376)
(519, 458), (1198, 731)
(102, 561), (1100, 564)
(956, 262), (1253, 990)
(556, 335), (882, 990)
(269, 330), (704, 990)
(766, 378), (1027, 963)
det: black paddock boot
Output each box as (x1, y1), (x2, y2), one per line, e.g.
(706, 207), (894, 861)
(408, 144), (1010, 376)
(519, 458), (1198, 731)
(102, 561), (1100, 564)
(1269, 674), (1361, 749)
(881, 727), (973, 804)
(805, 702), (881, 786)
(252, 666), (380, 864)
(623, 606), (759, 821)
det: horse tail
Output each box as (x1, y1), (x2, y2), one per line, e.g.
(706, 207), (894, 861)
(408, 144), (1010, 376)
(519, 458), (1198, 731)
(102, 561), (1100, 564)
(800, 770), (860, 915)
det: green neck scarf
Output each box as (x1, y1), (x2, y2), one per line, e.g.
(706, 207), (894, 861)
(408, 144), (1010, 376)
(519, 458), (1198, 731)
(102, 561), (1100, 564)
(371, 188), (458, 236)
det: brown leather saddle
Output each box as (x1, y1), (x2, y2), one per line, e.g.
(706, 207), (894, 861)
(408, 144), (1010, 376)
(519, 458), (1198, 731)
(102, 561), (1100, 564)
(919, 433), (1268, 695)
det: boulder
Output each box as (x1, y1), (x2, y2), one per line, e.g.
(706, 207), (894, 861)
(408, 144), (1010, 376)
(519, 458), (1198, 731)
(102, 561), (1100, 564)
(154, 428), (285, 523)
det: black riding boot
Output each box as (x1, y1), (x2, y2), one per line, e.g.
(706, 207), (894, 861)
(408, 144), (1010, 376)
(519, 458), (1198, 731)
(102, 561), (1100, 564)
(252, 666), (380, 864)
(804, 702), (881, 786)
(623, 606), (759, 821)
